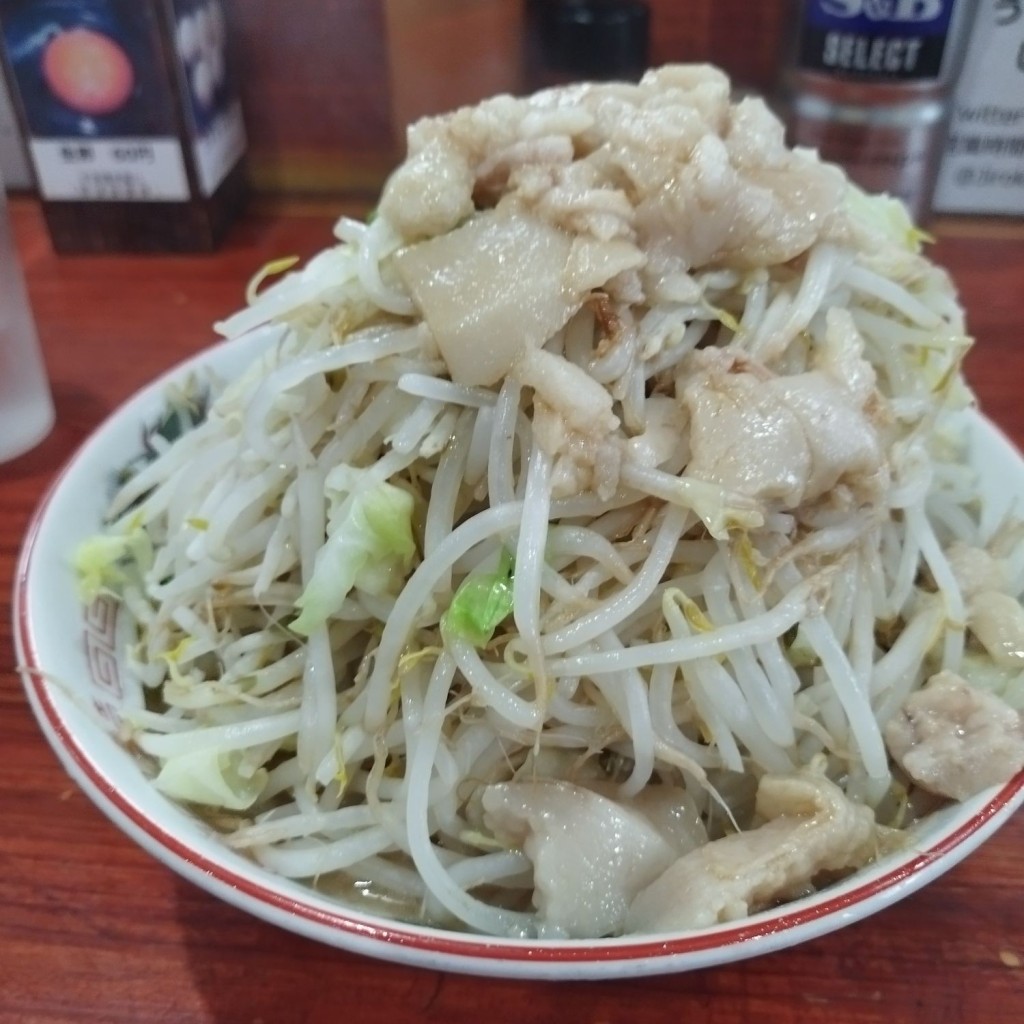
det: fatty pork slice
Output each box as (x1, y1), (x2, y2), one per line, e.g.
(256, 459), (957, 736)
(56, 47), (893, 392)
(481, 781), (704, 938)
(681, 349), (884, 510)
(967, 591), (1024, 671)
(940, 544), (1024, 671)
(514, 345), (623, 498)
(630, 94), (845, 272)
(394, 209), (577, 387)
(625, 769), (876, 934)
(945, 542), (1010, 602)
(376, 137), (475, 241)
(395, 208), (643, 388)
(884, 671), (1024, 801)
(682, 363), (811, 507)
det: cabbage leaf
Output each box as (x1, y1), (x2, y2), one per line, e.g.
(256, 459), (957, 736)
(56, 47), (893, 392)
(291, 465), (416, 636)
(442, 548), (514, 647)
(73, 516), (153, 603)
(154, 748), (268, 810)
(845, 184), (932, 252)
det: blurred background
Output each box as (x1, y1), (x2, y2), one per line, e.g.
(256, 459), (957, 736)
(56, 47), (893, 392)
(0, 0), (793, 198)
(195, 0), (791, 195)
(2, 0), (1021, 250)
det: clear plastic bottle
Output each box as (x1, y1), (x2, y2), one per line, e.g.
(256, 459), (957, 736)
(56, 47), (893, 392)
(1, 173), (54, 463)
(780, 0), (976, 221)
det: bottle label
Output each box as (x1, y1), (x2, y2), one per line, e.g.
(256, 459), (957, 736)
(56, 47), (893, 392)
(934, 0), (1024, 215)
(799, 0), (959, 80)
(26, 138), (191, 201)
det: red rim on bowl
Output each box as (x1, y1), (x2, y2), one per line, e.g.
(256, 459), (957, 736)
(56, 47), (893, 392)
(12, 336), (1024, 976)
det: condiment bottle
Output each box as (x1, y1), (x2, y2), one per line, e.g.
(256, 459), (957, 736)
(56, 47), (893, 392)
(525, 0), (651, 89)
(779, 0), (975, 222)
(0, 0), (247, 252)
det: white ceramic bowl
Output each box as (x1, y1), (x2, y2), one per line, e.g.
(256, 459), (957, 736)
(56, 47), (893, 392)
(13, 327), (1024, 979)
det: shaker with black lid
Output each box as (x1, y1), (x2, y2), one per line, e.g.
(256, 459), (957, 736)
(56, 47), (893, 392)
(525, 0), (650, 88)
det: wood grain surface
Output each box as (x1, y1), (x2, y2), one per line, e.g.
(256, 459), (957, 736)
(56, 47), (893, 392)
(2, 198), (1022, 1024)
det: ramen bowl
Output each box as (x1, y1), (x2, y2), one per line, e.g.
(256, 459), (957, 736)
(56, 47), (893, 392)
(14, 325), (1024, 979)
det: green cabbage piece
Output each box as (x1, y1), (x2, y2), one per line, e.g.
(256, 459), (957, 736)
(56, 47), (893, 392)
(442, 548), (514, 647)
(845, 184), (931, 252)
(73, 517), (153, 603)
(154, 748), (267, 810)
(291, 465), (416, 636)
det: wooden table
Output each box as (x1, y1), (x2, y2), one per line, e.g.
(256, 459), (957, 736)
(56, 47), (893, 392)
(2, 198), (1022, 1024)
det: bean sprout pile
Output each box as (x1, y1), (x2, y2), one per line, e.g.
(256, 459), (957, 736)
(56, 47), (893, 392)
(78, 66), (1024, 939)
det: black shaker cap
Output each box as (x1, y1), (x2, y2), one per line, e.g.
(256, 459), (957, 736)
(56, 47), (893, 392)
(535, 1), (650, 80)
